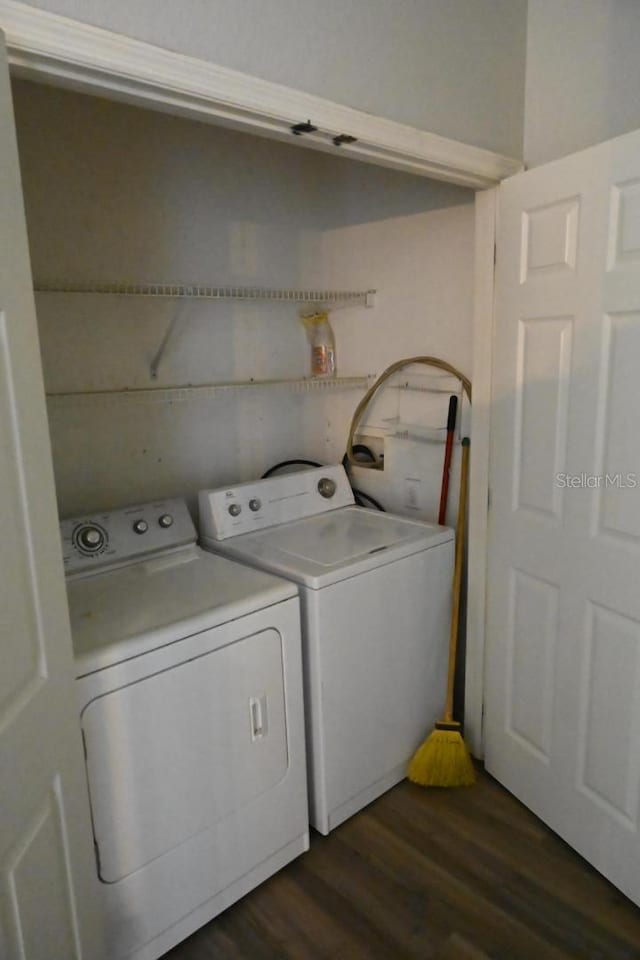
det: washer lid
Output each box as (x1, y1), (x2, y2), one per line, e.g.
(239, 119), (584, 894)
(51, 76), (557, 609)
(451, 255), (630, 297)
(203, 506), (453, 589)
(67, 546), (297, 676)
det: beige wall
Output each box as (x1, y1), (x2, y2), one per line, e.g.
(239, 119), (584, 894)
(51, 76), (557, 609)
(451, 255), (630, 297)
(525, 0), (640, 166)
(18, 0), (527, 157)
(13, 80), (474, 519)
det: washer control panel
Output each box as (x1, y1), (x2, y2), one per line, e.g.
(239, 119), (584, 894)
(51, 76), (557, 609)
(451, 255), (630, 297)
(60, 498), (196, 576)
(199, 464), (354, 541)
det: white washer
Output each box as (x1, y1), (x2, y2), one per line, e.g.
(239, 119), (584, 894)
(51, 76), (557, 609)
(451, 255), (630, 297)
(61, 498), (308, 960)
(199, 466), (454, 835)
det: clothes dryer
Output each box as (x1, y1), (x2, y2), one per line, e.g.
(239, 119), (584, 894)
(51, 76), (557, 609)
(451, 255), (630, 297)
(61, 498), (308, 960)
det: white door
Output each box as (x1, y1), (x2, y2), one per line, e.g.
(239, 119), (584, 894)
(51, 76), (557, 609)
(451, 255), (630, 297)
(486, 127), (640, 904)
(0, 34), (104, 959)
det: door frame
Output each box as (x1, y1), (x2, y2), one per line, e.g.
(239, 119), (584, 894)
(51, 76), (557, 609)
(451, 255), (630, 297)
(466, 188), (497, 757)
(0, 0), (503, 757)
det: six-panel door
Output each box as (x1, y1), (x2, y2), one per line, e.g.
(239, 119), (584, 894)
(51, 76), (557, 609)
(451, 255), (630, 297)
(486, 128), (640, 904)
(0, 32), (104, 960)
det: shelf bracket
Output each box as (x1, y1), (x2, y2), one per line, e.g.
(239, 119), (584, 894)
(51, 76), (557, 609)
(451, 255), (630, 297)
(150, 303), (188, 379)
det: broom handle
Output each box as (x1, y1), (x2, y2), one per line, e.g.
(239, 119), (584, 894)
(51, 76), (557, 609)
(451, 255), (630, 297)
(438, 396), (457, 525)
(443, 437), (470, 724)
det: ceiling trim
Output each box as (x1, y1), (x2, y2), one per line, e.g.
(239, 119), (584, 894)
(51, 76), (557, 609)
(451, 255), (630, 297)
(0, 1), (522, 188)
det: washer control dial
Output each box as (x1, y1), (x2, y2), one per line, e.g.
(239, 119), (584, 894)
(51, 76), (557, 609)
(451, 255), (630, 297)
(317, 477), (337, 499)
(249, 498), (262, 512)
(74, 523), (107, 555)
(228, 503), (242, 517)
(158, 513), (174, 528)
(133, 519), (148, 535)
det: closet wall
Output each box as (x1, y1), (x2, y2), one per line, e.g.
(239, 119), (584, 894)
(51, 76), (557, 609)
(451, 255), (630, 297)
(12, 79), (474, 519)
(17, 0), (527, 156)
(524, 0), (640, 166)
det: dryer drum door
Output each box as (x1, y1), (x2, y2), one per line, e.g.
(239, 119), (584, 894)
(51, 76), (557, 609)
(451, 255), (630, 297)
(81, 628), (288, 883)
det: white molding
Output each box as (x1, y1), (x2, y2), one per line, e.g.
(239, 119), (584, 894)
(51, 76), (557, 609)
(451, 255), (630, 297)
(465, 187), (497, 758)
(0, 1), (521, 189)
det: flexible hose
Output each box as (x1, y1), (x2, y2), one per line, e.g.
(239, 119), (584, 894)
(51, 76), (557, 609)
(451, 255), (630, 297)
(260, 457), (385, 510)
(351, 488), (385, 511)
(261, 459), (322, 478)
(345, 356), (472, 469)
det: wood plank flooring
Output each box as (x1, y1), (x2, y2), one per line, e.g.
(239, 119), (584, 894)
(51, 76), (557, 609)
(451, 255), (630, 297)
(164, 768), (640, 959)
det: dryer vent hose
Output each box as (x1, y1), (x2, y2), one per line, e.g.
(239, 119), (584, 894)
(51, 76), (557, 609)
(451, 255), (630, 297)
(345, 356), (472, 470)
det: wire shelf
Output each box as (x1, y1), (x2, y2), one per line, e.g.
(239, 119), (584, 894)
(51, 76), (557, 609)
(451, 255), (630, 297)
(356, 370), (466, 444)
(46, 376), (372, 408)
(34, 280), (376, 307)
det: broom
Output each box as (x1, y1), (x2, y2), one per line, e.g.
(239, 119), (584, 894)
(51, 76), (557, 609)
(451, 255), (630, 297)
(408, 436), (475, 787)
(438, 395), (458, 525)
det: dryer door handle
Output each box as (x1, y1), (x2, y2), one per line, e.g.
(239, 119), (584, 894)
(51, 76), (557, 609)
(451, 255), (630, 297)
(249, 694), (268, 740)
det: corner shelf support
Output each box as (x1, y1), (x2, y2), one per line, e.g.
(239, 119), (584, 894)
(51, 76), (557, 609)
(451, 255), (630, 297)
(150, 303), (188, 379)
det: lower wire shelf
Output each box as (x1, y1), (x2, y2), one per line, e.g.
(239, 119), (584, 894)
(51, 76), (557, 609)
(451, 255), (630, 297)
(46, 376), (371, 408)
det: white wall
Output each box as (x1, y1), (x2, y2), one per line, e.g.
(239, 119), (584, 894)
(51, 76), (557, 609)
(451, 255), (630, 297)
(321, 199), (473, 524)
(13, 80), (474, 520)
(19, 0), (527, 157)
(525, 0), (640, 167)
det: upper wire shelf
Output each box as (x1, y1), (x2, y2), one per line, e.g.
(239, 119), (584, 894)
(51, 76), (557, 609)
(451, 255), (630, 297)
(34, 280), (376, 308)
(45, 376), (372, 408)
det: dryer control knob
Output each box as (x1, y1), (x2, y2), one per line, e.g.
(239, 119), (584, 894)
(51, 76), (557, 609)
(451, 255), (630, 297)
(76, 525), (105, 552)
(318, 477), (337, 499)
(228, 503), (242, 517)
(158, 514), (174, 528)
(133, 519), (148, 535)
(249, 498), (261, 512)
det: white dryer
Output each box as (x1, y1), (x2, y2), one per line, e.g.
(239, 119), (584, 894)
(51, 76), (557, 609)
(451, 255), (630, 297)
(61, 498), (308, 960)
(199, 466), (454, 835)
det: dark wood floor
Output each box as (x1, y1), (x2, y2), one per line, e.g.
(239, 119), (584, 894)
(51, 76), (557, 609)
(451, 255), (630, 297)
(164, 768), (640, 959)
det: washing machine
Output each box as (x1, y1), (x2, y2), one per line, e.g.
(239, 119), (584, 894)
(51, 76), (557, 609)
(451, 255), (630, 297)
(198, 466), (454, 835)
(61, 497), (308, 960)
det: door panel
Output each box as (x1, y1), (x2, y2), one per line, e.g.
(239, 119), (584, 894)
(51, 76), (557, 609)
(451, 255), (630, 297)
(513, 314), (572, 518)
(0, 307), (46, 724)
(593, 311), (640, 540)
(4, 781), (79, 960)
(0, 32), (103, 957)
(487, 127), (640, 904)
(578, 602), (640, 826)
(506, 568), (558, 761)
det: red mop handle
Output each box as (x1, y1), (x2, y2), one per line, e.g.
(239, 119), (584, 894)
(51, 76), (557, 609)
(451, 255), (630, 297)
(438, 395), (458, 525)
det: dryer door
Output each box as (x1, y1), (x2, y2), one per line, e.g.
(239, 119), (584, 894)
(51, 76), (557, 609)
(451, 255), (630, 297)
(81, 626), (288, 882)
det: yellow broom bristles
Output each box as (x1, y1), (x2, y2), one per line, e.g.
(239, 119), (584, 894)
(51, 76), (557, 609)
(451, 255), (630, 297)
(407, 725), (476, 787)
